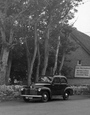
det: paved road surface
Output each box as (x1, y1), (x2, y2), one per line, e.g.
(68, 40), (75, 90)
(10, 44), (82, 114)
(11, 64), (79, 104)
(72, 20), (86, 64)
(0, 95), (90, 115)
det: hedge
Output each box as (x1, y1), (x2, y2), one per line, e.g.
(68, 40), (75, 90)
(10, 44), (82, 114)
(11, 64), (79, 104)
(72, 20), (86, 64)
(0, 85), (90, 102)
(71, 85), (90, 95)
(0, 85), (23, 102)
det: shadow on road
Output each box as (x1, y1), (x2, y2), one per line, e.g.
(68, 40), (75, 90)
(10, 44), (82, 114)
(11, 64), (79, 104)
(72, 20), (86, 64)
(20, 95), (90, 103)
(0, 95), (90, 106)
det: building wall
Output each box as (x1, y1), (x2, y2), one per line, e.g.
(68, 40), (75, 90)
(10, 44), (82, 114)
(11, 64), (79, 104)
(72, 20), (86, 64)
(68, 78), (90, 85)
(65, 31), (90, 84)
(65, 44), (90, 78)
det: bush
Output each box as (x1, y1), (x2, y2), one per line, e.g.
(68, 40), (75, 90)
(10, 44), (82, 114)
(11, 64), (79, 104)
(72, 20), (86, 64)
(0, 84), (90, 102)
(0, 85), (23, 102)
(71, 85), (90, 95)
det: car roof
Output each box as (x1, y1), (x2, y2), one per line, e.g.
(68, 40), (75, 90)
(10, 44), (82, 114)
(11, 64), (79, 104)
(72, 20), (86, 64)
(40, 75), (67, 79)
(53, 75), (67, 78)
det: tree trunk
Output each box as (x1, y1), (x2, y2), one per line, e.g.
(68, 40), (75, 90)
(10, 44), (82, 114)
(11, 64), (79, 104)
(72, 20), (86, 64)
(5, 51), (12, 85)
(0, 47), (9, 85)
(25, 38), (31, 84)
(59, 51), (66, 74)
(28, 23), (38, 85)
(35, 43), (40, 82)
(53, 36), (60, 75)
(41, 28), (49, 75)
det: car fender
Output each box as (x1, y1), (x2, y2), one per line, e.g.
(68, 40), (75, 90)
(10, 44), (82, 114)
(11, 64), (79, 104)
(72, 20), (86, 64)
(64, 87), (73, 95)
(39, 87), (52, 98)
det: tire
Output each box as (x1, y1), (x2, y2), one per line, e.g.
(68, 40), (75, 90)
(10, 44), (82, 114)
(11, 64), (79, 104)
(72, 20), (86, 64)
(41, 91), (49, 102)
(63, 92), (69, 100)
(23, 97), (30, 102)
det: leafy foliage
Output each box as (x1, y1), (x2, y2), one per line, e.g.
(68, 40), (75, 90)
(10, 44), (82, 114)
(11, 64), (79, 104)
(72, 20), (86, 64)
(0, 0), (83, 84)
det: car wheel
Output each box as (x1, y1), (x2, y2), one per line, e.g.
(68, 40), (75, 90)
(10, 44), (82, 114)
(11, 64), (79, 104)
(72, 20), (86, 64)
(23, 97), (30, 102)
(41, 91), (49, 102)
(63, 92), (69, 100)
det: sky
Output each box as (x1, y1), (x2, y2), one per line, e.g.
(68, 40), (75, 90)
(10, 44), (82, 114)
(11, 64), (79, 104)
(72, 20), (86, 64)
(74, 0), (90, 36)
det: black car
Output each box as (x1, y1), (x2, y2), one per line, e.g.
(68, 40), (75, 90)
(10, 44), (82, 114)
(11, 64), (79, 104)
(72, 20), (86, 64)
(21, 75), (73, 102)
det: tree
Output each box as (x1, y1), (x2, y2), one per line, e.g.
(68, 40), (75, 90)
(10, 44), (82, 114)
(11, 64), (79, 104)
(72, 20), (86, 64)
(41, 27), (50, 75)
(0, 0), (39, 85)
(53, 36), (61, 75)
(35, 43), (40, 82)
(58, 25), (77, 74)
(0, 0), (14, 85)
(41, 0), (82, 76)
(0, 0), (82, 85)
(26, 0), (82, 81)
(22, 0), (52, 84)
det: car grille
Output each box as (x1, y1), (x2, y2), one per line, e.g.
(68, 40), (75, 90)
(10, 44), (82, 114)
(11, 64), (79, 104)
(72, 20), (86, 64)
(30, 89), (37, 95)
(21, 89), (30, 95)
(21, 89), (37, 95)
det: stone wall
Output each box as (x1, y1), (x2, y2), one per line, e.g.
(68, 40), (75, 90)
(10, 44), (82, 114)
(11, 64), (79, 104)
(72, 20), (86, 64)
(68, 78), (90, 85)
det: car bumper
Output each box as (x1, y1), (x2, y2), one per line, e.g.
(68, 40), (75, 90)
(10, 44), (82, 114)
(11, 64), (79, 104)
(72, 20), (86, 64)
(21, 95), (42, 99)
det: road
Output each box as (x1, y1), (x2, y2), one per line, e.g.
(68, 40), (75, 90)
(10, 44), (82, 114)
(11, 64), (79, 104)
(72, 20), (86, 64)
(0, 95), (90, 115)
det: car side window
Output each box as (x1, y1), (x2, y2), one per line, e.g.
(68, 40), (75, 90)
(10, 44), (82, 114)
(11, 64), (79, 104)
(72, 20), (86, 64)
(60, 78), (67, 83)
(53, 77), (60, 84)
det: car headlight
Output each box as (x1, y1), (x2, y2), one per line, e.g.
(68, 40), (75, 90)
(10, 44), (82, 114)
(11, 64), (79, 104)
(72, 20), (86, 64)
(38, 88), (41, 92)
(21, 88), (24, 91)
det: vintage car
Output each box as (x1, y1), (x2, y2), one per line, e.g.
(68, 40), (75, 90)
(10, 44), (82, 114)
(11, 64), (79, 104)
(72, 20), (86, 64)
(21, 75), (73, 102)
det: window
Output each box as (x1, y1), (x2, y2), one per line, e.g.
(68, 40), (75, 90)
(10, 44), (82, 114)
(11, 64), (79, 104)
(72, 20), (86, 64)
(60, 78), (67, 83)
(53, 77), (60, 84)
(77, 60), (82, 65)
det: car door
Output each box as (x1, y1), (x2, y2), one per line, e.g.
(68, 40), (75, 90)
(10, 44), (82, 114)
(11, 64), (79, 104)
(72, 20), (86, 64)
(51, 77), (61, 95)
(59, 77), (68, 95)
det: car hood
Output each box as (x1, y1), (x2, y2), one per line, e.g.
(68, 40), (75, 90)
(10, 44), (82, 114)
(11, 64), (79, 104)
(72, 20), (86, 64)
(32, 82), (51, 88)
(35, 82), (51, 85)
(23, 82), (51, 89)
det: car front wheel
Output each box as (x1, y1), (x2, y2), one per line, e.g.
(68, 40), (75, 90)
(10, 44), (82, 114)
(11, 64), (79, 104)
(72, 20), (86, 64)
(23, 97), (30, 102)
(41, 91), (49, 102)
(63, 92), (69, 100)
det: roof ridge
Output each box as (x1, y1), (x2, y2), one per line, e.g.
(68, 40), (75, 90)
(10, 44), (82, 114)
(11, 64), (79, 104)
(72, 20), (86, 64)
(71, 33), (90, 55)
(77, 30), (90, 38)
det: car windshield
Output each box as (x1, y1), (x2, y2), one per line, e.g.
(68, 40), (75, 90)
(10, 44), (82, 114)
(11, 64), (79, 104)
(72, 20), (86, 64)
(40, 76), (52, 83)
